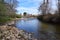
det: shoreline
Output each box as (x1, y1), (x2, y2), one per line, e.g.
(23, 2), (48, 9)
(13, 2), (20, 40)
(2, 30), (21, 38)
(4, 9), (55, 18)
(37, 15), (60, 25)
(0, 18), (37, 40)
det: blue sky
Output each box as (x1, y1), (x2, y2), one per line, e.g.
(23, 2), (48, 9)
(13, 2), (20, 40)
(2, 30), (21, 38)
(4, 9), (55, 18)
(16, 0), (57, 15)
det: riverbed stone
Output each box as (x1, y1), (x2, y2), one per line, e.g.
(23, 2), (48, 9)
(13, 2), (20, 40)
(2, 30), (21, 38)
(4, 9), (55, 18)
(0, 25), (37, 40)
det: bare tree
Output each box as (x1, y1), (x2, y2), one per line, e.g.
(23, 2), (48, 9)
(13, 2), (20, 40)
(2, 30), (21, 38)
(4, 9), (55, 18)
(58, 0), (60, 15)
(38, 0), (50, 15)
(4, 0), (18, 17)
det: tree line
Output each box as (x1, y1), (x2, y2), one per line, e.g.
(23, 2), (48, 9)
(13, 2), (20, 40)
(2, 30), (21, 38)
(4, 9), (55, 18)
(38, 0), (60, 15)
(0, 0), (21, 24)
(38, 0), (60, 23)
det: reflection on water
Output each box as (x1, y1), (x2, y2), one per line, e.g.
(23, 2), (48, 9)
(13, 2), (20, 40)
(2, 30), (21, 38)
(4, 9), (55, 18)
(15, 18), (60, 40)
(38, 23), (60, 40)
(16, 18), (40, 38)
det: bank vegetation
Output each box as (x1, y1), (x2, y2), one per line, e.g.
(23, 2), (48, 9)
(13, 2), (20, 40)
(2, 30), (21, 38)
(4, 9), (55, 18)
(37, 0), (60, 24)
(0, 0), (21, 24)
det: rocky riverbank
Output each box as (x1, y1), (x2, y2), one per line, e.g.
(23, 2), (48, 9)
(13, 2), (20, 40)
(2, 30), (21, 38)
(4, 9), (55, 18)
(0, 18), (37, 40)
(0, 25), (37, 40)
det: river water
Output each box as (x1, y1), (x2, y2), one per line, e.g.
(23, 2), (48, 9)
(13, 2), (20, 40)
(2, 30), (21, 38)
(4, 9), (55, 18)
(15, 18), (60, 40)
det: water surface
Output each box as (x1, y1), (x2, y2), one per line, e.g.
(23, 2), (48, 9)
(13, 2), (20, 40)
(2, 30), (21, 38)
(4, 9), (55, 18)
(16, 18), (60, 40)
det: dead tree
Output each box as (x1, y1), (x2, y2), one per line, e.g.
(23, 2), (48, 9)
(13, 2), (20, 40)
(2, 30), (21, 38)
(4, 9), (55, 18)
(58, 0), (60, 16)
(38, 0), (50, 15)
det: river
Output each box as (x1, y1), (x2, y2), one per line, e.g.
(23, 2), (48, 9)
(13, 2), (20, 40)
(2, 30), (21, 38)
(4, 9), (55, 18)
(15, 18), (60, 40)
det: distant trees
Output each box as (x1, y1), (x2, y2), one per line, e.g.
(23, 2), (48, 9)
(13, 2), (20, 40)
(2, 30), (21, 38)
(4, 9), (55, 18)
(23, 12), (27, 16)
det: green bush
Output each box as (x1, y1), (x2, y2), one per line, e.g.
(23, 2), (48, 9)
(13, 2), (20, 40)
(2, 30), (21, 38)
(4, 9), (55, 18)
(0, 16), (12, 23)
(15, 14), (21, 18)
(16, 15), (21, 18)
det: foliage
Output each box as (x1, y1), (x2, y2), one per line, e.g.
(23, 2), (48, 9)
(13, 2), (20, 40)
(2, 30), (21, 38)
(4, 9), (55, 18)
(0, 16), (11, 23)
(0, 0), (21, 24)
(23, 12), (27, 16)
(16, 15), (21, 18)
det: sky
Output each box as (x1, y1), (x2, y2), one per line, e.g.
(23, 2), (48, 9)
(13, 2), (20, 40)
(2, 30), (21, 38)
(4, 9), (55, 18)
(16, 0), (57, 15)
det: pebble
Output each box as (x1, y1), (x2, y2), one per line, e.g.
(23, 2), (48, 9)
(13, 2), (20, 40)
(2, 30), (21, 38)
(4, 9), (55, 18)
(0, 25), (37, 40)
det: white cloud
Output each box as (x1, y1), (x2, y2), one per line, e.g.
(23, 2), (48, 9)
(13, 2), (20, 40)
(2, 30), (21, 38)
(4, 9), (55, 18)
(16, 0), (42, 15)
(16, 7), (38, 15)
(16, 0), (58, 15)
